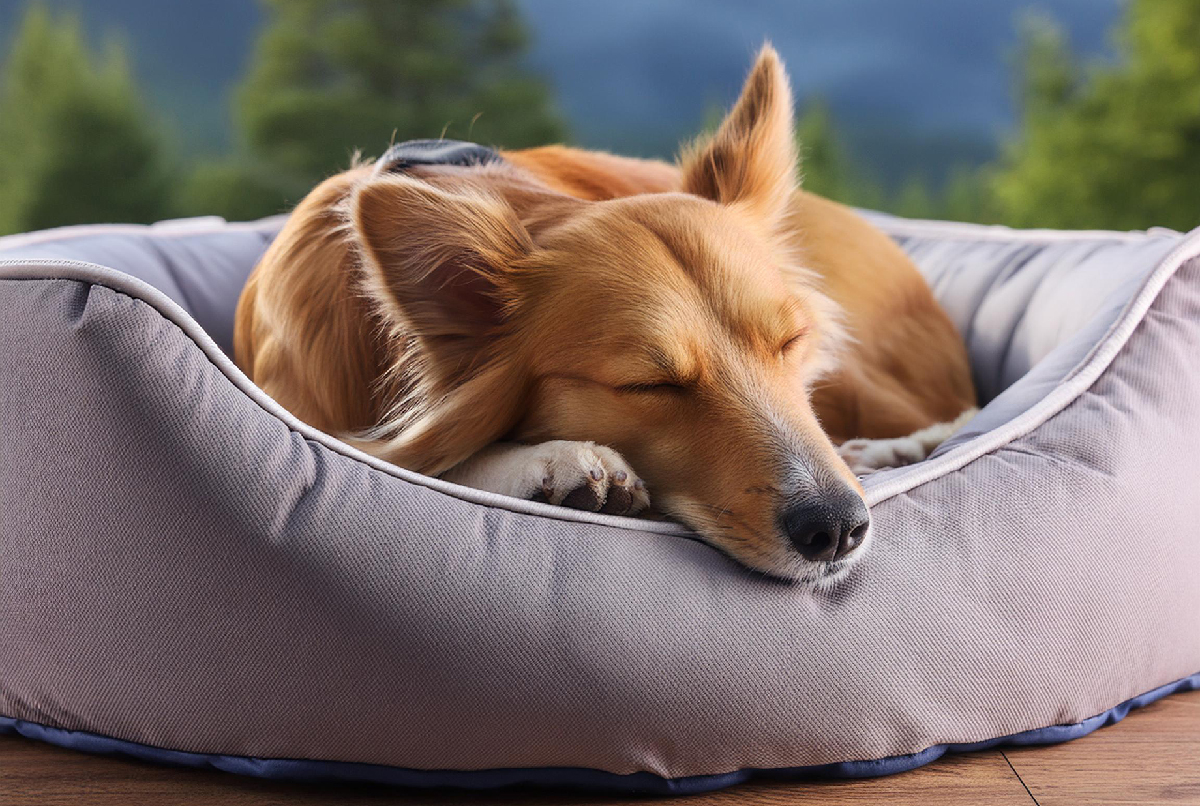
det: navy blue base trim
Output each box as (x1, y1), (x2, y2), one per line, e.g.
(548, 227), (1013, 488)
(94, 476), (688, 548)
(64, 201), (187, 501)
(3, 672), (1197, 796)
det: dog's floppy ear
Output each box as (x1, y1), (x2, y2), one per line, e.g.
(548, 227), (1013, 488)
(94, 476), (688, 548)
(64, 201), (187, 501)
(348, 174), (534, 474)
(351, 174), (532, 343)
(680, 44), (797, 226)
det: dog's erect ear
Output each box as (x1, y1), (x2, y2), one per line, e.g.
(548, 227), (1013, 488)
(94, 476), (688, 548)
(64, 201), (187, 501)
(680, 44), (797, 226)
(351, 175), (532, 341)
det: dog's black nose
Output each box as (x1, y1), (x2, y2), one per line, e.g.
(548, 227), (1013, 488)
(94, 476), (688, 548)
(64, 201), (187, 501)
(780, 490), (870, 562)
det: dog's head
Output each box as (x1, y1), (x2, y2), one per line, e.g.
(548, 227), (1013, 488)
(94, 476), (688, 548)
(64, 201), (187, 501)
(351, 46), (869, 585)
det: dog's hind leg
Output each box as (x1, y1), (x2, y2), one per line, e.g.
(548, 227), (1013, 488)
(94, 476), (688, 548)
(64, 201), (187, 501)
(441, 441), (651, 516)
(837, 408), (979, 476)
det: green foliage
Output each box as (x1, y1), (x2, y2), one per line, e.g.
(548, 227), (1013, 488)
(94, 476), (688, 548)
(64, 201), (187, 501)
(8, 0), (1198, 233)
(941, 165), (998, 223)
(800, 0), (1200, 229)
(993, 2), (1200, 231)
(795, 100), (885, 209)
(0, 4), (169, 235)
(796, 100), (847, 198)
(892, 175), (938, 219)
(193, 0), (566, 219)
(0, 0), (563, 228)
(174, 159), (304, 222)
(796, 101), (1001, 221)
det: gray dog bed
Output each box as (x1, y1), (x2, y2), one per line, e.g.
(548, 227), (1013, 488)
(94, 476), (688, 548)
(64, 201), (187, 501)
(1, 212), (1197, 794)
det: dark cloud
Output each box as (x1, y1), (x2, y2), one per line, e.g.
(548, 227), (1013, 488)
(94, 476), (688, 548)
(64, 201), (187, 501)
(518, 0), (1122, 155)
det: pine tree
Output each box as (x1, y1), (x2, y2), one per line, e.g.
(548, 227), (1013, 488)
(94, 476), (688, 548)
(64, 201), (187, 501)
(942, 165), (997, 223)
(994, 3), (1200, 231)
(0, 4), (169, 235)
(237, 0), (563, 185)
(795, 100), (884, 210)
(892, 175), (938, 220)
(796, 100), (849, 200)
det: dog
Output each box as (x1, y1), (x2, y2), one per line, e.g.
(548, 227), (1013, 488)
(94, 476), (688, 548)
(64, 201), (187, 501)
(234, 45), (977, 586)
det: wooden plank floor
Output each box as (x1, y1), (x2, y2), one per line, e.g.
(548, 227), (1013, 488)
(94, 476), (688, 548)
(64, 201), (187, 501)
(1, 689), (1196, 805)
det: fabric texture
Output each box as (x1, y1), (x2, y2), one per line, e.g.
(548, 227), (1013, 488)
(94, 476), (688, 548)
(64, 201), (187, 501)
(0, 214), (1197, 794)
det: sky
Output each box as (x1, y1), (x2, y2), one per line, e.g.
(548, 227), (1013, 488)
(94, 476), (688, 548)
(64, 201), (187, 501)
(0, 0), (1125, 184)
(515, 0), (1123, 176)
(519, 0), (1120, 146)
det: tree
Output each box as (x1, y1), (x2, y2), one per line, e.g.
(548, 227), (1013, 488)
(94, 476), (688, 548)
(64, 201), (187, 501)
(795, 100), (884, 210)
(184, 0), (564, 220)
(942, 165), (997, 223)
(0, 4), (170, 235)
(181, 0), (566, 221)
(796, 100), (849, 200)
(993, 3), (1200, 231)
(175, 160), (301, 222)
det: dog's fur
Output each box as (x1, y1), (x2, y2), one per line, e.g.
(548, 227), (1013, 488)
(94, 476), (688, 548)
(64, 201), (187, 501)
(234, 46), (976, 584)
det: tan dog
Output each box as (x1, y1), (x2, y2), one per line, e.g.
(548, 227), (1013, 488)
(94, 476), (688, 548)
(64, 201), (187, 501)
(234, 46), (976, 585)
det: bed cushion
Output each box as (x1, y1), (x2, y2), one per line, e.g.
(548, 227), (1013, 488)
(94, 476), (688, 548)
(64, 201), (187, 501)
(0, 214), (1197, 795)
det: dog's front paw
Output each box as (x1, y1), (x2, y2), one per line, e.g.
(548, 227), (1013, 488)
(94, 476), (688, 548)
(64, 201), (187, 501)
(838, 407), (979, 475)
(838, 436), (929, 475)
(442, 441), (650, 516)
(526, 441), (650, 516)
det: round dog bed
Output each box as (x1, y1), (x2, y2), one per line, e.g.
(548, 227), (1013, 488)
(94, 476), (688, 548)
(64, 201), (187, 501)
(1, 212), (1197, 795)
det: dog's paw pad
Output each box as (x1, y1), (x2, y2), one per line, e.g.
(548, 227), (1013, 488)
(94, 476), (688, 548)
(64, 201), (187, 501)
(526, 441), (650, 516)
(601, 482), (633, 515)
(560, 482), (604, 511)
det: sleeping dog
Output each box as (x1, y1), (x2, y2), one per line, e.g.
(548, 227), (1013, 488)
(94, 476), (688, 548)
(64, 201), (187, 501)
(234, 46), (976, 585)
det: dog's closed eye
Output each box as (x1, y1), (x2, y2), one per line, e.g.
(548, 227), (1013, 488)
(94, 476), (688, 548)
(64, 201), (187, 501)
(779, 329), (809, 355)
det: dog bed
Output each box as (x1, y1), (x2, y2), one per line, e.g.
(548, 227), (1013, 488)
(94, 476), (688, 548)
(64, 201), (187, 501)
(1, 212), (1198, 795)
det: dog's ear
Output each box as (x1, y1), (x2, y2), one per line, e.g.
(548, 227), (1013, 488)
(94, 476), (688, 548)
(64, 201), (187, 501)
(348, 175), (534, 475)
(680, 44), (797, 227)
(351, 174), (532, 342)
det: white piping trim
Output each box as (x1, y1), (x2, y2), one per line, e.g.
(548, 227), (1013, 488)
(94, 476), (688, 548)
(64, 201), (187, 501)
(3, 218), (1197, 521)
(0, 258), (690, 537)
(863, 225), (1200, 505)
(1, 212), (1173, 253)
(0, 216), (287, 251)
(862, 211), (1183, 243)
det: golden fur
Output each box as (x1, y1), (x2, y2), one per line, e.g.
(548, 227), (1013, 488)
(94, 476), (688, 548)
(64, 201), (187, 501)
(234, 46), (975, 582)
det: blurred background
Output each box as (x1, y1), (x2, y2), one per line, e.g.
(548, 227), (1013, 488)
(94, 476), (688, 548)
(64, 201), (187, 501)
(0, 0), (1196, 236)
